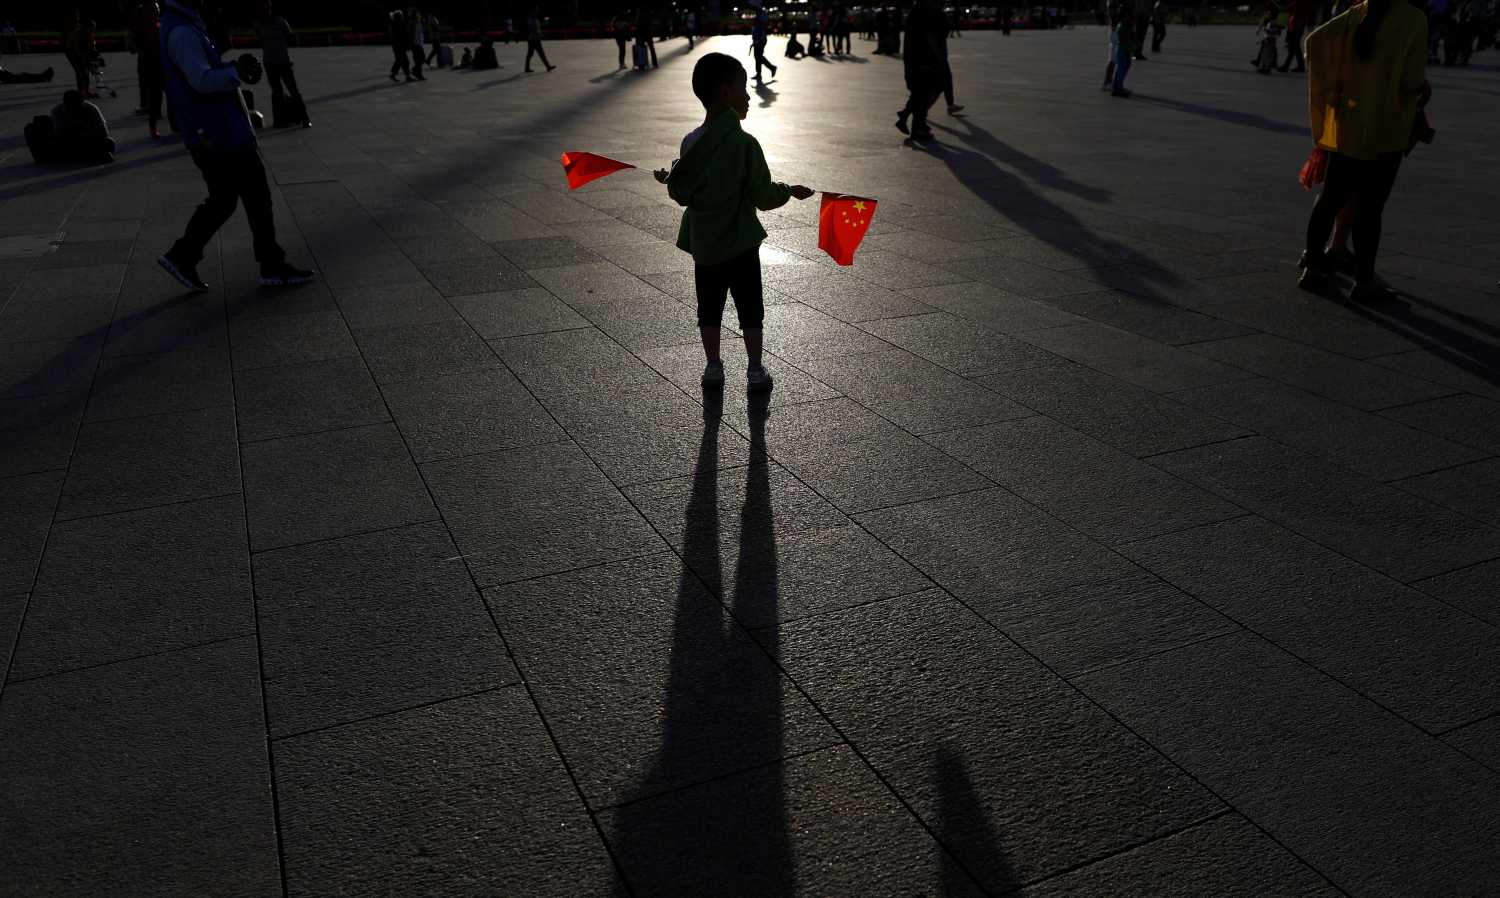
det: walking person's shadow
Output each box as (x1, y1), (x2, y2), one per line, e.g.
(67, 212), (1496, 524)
(607, 389), (795, 894)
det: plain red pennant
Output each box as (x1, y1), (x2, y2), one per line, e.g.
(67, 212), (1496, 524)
(560, 152), (635, 190)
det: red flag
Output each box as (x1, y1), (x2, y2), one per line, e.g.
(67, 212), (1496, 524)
(817, 193), (878, 266)
(561, 152), (635, 190)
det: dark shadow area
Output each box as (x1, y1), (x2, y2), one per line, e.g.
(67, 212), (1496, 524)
(1132, 92), (1307, 137)
(810, 53), (870, 64)
(755, 81), (778, 108)
(1336, 287), (1500, 390)
(302, 77), (412, 105)
(934, 744), (1018, 895)
(471, 72), (525, 89)
(927, 117), (1185, 305)
(607, 390), (793, 894)
(0, 143), (180, 202)
(1, 256), (318, 487)
(1155, 58), (1287, 76)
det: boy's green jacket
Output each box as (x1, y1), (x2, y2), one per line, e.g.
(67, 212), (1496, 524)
(666, 109), (792, 266)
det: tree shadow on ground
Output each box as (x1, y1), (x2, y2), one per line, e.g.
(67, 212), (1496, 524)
(607, 391), (794, 894)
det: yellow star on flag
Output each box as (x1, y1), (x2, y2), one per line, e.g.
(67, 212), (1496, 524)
(852, 201), (867, 213)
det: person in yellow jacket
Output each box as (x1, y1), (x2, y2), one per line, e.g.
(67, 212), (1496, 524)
(1299, 0), (1427, 302)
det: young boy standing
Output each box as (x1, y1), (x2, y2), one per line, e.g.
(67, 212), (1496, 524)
(655, 53), (813, 392)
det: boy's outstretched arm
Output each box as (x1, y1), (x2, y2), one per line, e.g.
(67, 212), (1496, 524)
(746, 139), (794, 211)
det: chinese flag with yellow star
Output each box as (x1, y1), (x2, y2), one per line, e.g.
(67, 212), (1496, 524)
(817, 193), (878, 266)
(561, 152), (635, 190)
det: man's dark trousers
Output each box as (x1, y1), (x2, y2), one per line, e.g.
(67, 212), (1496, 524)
(170, 144), (285, 265)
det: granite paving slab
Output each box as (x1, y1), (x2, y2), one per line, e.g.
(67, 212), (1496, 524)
(1040, 289), (1254, 346)
(381, 366), (564, 462)
(979, 361), (1248, 457)
(1017, 814), (1339, 898)
(598, 746), (987, 898)
(84, 349), (233, 423)
(930, 416), (1243, 544)
(1380, 393), (1500, 456)
(0, 471), (64, 596)
(774, 590), (1223, 890)
(858, 311), (1062, 376)
(1076, 631), (1500, 897)
(329, 280), (461, 332)
(0, 638), (279, 898)
(233, 356), (390, 443)
(1445, 716), (1500, 773)
(11, 495), (252, 681)
(903, 280), (1088, 334)
(241, 421), (437, 552)
(1155, 437), (1500, 582)
(1123, 515), (1500, 732)
(274, 688), (622, 898)
(253, 521), (515, 737)
(1021, 322), (1248, 393)
(800, 348), (1032, 435)
(57, 405), (240, 520)
(764, 398), (987, 513)
(1411, 559), (1500, 629)
(0, 338), (102, 400)
(1172, 377), (1486, 481)
(447, 286), (589, 339)
(1188, 332), (1456, 411)
(422, 441), (665, 587)
(1396, 458), (1500, 530)
(857, 487), (1139, 607)
(487, 553), (838, 808)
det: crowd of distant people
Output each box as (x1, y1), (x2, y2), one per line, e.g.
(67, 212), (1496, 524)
(4, 0), (1494, 301)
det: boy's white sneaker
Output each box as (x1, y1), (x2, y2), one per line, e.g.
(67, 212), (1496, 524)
(701, 360), (725, 388)
(746, 366), (773, 393)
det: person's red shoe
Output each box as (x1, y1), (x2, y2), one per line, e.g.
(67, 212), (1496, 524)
(149, 125), (161, 139)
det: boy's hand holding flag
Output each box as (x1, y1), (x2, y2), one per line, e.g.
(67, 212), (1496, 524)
(562, 153), (874, 266)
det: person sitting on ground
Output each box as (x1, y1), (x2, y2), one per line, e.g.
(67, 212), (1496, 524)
(653, 52), (815, 393)
(0, 58), (55, 84)
(458, 46), (473, 68)
(26, 88), (115, 163)
(786, 30), (806, 58)
(472, 35), (498, 69)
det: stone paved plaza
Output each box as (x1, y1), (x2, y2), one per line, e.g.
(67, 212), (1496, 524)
(2, 26), (1499, 896)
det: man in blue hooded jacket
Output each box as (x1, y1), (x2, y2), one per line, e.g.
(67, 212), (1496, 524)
(157, 0), (313, 291)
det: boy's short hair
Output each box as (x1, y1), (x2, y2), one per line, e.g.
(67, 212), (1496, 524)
(691, 52), (744, 106)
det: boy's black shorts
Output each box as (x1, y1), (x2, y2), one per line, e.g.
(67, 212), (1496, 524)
(694, 246), (764, 330)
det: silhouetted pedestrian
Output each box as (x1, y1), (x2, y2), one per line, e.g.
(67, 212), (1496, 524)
(130, 2), (168, 137)
(751, 4), (777, 83)
(255, 0), (309, 126)
(1300, 0), (1429, 301)
(896, 0), (944, 141)
(156, 0), (314, 291)
(388, 10), (412, 81)
(525, 7), (555, 72)
(636, 10), (658, 68)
